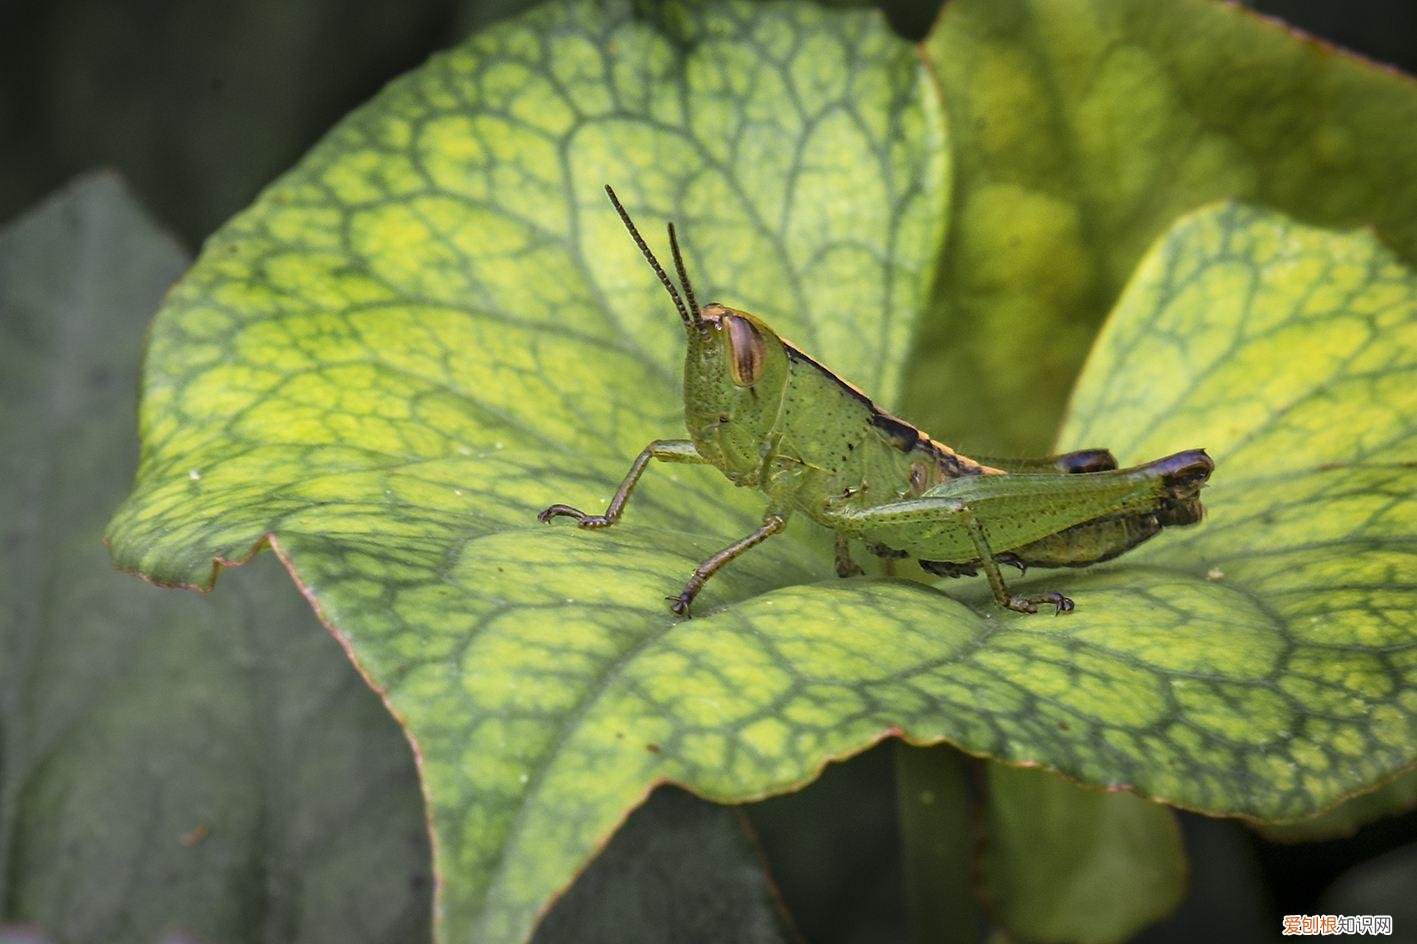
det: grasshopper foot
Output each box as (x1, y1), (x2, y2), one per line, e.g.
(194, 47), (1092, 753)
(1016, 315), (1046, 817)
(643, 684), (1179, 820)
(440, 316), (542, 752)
(538, 504), (612, 528)
(1004, 591), (1074, 615)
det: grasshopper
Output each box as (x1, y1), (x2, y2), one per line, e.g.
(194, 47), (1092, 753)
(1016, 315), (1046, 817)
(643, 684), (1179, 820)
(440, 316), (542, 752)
(539, 187), (1213, 616)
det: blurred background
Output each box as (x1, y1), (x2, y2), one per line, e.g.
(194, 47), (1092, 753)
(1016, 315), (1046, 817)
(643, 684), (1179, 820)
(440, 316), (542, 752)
(2, 1), (1413, 941)
(4, 0), (1415, 248)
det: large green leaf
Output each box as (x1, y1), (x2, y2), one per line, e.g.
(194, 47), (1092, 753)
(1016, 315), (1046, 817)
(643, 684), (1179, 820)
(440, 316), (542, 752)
(105, 5), (1414, 943)
(905, 0), (1417, 452)
(106, 1), (945, 939)
(0, 174), (431, 942)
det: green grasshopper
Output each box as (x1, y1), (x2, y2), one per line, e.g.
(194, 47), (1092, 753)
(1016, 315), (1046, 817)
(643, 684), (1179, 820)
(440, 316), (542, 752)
(539, 187), (1213, 616)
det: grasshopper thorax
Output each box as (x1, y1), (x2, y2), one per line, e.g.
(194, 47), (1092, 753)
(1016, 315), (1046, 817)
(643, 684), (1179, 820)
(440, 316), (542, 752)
(683, 304), (789, 483)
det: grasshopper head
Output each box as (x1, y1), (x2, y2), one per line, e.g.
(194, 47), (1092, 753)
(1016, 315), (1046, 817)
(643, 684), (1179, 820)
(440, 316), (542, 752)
(681, 304), (789, 481)
(604, 186), (788, 482)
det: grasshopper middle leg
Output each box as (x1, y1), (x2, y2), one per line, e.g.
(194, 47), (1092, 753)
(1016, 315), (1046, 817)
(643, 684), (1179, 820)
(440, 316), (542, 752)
(834, 534), (864, 577)
(671, 514), (787, 617)
(538, 439), (702, 528)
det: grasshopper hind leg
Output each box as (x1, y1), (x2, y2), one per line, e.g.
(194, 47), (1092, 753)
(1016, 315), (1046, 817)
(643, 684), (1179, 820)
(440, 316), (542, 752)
(908, 512), (1076, 614)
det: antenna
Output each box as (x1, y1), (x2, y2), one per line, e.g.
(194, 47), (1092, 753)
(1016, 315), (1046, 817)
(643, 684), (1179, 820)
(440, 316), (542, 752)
(603, 185), (697, 328)
(666, 222), (701, 324)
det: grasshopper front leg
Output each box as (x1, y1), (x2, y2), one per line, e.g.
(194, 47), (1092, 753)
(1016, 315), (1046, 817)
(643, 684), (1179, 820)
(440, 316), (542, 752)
(538, 439), (702, 528)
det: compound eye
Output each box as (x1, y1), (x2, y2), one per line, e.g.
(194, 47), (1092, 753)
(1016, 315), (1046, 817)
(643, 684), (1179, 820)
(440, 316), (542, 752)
(723, 314), (765, 387)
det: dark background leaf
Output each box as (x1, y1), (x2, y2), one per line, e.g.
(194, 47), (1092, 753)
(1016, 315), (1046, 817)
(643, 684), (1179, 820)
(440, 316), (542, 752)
(1318, 843), (1417, 932)
(536, 788), (795, 943)
(0, 172), (432, 943)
